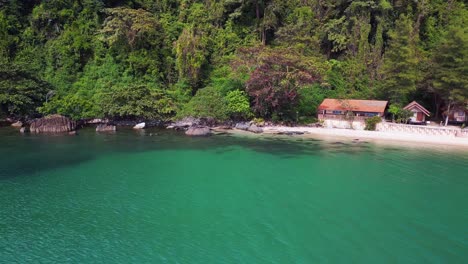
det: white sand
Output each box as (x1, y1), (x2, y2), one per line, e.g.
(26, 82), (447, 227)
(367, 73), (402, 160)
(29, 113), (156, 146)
(216, 126), (468, 148)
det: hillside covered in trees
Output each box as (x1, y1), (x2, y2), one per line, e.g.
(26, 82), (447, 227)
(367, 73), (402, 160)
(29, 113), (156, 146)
(0, 0), (466, 123)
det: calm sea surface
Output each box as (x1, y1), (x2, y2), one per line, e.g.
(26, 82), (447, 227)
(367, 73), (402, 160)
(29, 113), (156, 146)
(0, 127), (467, 263)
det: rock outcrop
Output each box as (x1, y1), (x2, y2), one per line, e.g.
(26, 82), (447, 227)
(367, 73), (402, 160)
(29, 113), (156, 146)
(185, 126), (211, 136)
(96, 124), (116, 132)
(247, 124), (263, 133)
(30, 115), (76, 133)
(235, 122), (263, 133)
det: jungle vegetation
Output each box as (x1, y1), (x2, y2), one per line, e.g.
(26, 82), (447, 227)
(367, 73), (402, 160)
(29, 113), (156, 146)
(0, 0), (466, 123)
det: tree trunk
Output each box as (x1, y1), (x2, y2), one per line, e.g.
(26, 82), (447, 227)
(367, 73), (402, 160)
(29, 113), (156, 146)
(434, 93), (440, 119)
(444, 101), (451, 126)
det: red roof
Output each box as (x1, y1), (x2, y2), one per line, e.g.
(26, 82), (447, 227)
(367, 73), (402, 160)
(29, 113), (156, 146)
(318, 99), (388, 113)
(403, 101), (430, 116)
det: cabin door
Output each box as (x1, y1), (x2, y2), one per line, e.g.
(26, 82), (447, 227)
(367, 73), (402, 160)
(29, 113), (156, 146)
(416, 112), (423, 121)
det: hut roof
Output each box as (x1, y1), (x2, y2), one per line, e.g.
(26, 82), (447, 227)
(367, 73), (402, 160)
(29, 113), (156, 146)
(318, 99), (388, 113)
(403, 101), (430, 116)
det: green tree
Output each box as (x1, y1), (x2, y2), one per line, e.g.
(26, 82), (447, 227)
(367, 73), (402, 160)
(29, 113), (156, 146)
(0, 62), (49, 116)
(379, 14), (419, 104)
(432, 11), (468, 126)
(101, 84), (175, 120)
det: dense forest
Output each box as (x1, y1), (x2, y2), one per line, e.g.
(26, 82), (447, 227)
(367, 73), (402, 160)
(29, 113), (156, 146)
(0, 0), (466, 123)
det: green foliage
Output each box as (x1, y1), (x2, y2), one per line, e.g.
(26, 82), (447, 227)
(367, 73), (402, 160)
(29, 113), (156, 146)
(225, 90), (252, 120)
(379, 14), (419, 104)
(0, 62), (49, 116)
(432, 9), (468, 112)
(179, 87), (228, 121)
(101, 84), (175, 120)
(387, 104), (414, 123)
(365, 116), (382, 131)
(0, 0), (465, 122)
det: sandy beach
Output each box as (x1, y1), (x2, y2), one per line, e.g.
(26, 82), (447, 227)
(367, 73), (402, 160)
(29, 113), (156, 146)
(215, 126), (468, 148)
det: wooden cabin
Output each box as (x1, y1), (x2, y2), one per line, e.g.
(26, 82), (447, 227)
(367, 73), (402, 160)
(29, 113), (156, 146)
(403, 101), (430, 123)
(317, 99), (388, 121)
(448, 106), (468, 123)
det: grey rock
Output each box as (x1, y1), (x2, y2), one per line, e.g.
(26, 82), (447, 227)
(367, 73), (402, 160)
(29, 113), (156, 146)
(247, 124), (263, 133)
(185, 126), (211, 136)
(234, 122), (250, 130)
(96, 124), (116, 132)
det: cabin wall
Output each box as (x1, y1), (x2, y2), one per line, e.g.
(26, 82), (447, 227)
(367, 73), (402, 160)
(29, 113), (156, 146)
(450, 109), (467, 122)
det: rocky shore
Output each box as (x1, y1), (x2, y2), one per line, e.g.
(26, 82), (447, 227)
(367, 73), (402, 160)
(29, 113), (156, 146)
(4, 115), (468, 148)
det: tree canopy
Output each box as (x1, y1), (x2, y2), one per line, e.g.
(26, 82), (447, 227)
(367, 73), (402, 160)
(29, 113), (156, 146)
(0, 0), (466, 122)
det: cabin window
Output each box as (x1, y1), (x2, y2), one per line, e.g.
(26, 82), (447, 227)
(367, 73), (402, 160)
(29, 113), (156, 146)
(458, 111), (465, 116)
(332, 110), (342, 114)
(364, 112), (378, 117)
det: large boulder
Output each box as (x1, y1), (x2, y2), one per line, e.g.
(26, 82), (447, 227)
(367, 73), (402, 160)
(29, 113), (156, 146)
(247, 124), (263, 133)
(234, 122), (250, 130)
(96, 124), (116, 132)
(30, 115), (76, 133)
(185, 126), (211, 136)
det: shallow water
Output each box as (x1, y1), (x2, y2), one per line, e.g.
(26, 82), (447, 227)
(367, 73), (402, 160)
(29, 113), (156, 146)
(0, 127), (467, 263)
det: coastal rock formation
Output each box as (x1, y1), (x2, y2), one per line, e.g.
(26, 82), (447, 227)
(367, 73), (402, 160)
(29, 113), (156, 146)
(133, 122), (145, 129)
(235, 122), (263, 133)
(96, 124), (116, 132)
(168, 117), (220, 130)
(247, 124), (263, 133)
(30, 115), (76, 133)
(11, 121), (23, 127)
(234, 122), (250, 130)
(185, 126), (211, 136)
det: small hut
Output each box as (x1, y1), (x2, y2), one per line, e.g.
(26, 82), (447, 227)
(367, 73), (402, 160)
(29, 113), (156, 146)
(448, 106), (468, 123)
(403, 101), (430, 123)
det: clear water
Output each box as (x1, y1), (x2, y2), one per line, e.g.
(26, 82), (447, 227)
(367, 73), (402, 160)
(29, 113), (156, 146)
(0, 127), (467, 263)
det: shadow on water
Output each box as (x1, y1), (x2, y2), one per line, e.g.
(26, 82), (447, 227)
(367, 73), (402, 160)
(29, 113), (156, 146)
(1, 127), (463, 179)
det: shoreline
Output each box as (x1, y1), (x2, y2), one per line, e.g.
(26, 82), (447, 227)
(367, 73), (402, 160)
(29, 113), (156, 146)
(214, 126), (468, 148)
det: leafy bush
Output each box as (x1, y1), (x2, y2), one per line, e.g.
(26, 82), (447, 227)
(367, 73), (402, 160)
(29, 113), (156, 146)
(100, 84), (175, 120)
(225, 90), (252, 120)
(0, 62), (49, 116)
(365, 116), (382, 131)
(179, 87), (229, 121)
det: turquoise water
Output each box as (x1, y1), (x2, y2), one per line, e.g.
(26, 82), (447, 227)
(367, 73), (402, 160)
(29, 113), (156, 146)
(0, 127), (467, 263)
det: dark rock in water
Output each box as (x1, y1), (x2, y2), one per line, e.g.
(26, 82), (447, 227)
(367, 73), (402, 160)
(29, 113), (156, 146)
(19, 127), (28, 133)
(278, 131), (304, 136)
(96, 124), (116, 132)
(331, 142), (346, 145)
(30, 115), (76, 133)
(185, 126), (211, 136)
(247, 124), (263, 133)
